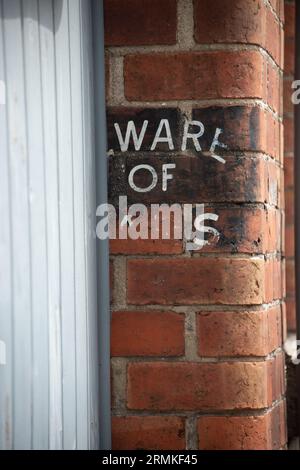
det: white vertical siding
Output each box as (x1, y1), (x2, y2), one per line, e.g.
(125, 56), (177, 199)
(0, 0), (99, 450)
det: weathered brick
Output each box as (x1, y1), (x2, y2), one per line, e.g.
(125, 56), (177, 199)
(124, 51), (280, 112)
(285, 224), (295, 258)
(282, 257), (286, 299)
(286, 259), (295, 296)
(284, 156), (294, 189)
(264, 257), (283, 303)
(192, 106), (281, 160)
(285, 188), (294, 225)
(109, 207), (279, 255)
(271, 0), (284, 23)
(286, 297), (296, 331)
(111, 311), (185, 357)
(194, 0), (282, 67)
(281, 302), (287, 342)
(285, 2), (295, 40)
(284, 115), (294, 154)
(283, 79), (293, 114)
(283, 2), (294, 75)
(110, 238), (183, 255)
(265, 6), (283, 69)
(285, 37), (295, 75)
(112, 416), (185, 450)
(197, 307), (282, 357)
(198, 401), (286, 450)
(127, 258), (279, 306)
(266, 61), (281, 115)
(104, 0), (177, 46)
(127, 358), (284, 410)
(203, 207), (280, 254)
(106, 0), (285, 451)
(107, 106), (280, 159)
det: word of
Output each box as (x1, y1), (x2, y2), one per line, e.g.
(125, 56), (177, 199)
(128, 163), (175, 193)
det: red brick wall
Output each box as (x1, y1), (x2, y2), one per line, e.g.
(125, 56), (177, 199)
(284, 0), (296, 331)
(105, 0), (287, 450)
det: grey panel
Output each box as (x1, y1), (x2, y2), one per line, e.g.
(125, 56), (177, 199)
(0, 0), (100, 450)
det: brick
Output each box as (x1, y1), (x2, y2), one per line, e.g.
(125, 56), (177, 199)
(281, 302), (287, 342)
(284, 156), (294, 189)
(109, 207), (280, 256)
(265, 7), (283, 68)
(202, 207), (280, 254)
(107, 106), (280, 159)
(109, 155), (280, 206)
(197, 306), (282, 357)
(285, 2), (295, 40)
(110, 238), (183, 255)
(276, 0), (285, 23)
(283, 79), (293, 114)
(280, 121), (284, 164)
(284, 115), (294, 153)
(280, 166), (285, 209)
(124, 51), (280, 112)
(104, 0), (177, 46)
(198, 401), (286, 450)
(127, 258), (279, 306)
(192, 106), (281, 160)
(267, 61), (281, 115)
(109, 211), (183, 256)
(194, 0), (282, 67)
(285, 189), (294, 225)
(127, 358), (284, 410)
(264, 208), (281, 253)
(264, 257), (282, 302)
(111, 311), (185, 357)
(281, 211), (285, 255)
(268, 1), (284, 21)
(284, 3), (293, 77)
(281, 257), (286, 299)
(269, 351), (285, 398)
(286, 297), (296, 331)
(112, 416), (185, 450)
(285, 224), (295, 257)
(285, 37), (295, 76)
(286, 259), (295, 296)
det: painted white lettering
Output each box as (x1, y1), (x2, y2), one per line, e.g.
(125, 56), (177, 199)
(114, 120), (148, 151)
(209, 128), (227, 164)
(162, 163), (176, 192)
(150, 119), (174, 151)
(128, 164), (158, 193)
(181, 120), (204, 151)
